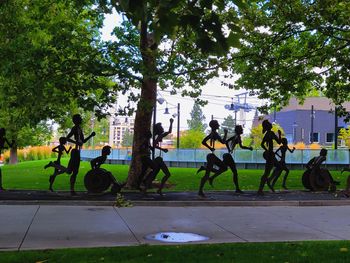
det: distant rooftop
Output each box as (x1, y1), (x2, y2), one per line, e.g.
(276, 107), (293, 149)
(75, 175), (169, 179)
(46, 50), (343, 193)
(280, 97), (350, 112)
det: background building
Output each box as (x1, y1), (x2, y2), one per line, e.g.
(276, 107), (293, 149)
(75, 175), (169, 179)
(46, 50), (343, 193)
(109, 116), (135, 147)
(260, 97), (350, 146)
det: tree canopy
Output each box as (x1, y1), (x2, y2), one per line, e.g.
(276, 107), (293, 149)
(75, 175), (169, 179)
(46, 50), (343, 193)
(180, 129), (205, 149)
(187, 104), (207, 132)
(122, 129), (134, 147)
(219, 115), (235, 136)
(0, 0), (117, 122)
(0, 0), (117, 161)
(230, 0), (350, 117)
(97, 0), (247, 187)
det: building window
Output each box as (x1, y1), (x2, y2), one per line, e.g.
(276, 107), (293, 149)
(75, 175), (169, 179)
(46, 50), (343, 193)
(326, 133), (334, 143)
(309, 132), (319, 143)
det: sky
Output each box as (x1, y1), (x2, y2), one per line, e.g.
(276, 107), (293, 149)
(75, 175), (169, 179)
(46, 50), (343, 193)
(101, 12), (264, 134)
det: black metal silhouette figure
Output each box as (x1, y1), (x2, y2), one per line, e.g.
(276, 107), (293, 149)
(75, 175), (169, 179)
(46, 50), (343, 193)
(47, 114), (95, 195)
(141, 118), (173, 196)
(198, 120), (228, 197)
(267, 137), (295, 190)
(138, 131), (154, 186)
(302, 148), (338, 192)
(257, 120), (282, 195)
(198, 125), (252, 193)
(0, 128), (15, 191)
(44, 137), (72, 191)
(341, 167), (350, 197)
(84, 145), (123, 194)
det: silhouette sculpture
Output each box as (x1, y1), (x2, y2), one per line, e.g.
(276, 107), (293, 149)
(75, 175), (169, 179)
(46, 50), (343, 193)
(46, 114), (95, 195)
(197, 120), (228, 197)
(84, 146), (123, 194)
(267, 137), (295, 191)
(44, 137), (72, 192)
(257, 120), (282, 195)
(0, 128), (15, 191)
(302, 148), (337, 192)
(138, 131), (154, 187)
(140, 118), (173, 196)
(198, 125), (252, 194)
(341, 167), (350, 197)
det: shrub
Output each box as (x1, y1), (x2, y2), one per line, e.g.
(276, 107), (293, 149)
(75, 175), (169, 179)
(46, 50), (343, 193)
(293, 142), (306, 149)
(309, 143), (321, 150)
(3, 146), (58, 163)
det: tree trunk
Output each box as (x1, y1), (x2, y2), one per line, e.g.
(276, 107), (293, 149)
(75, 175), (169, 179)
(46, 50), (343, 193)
(126, 80), (156, 188)
(9, 145), (18, 164)
(126, 18), (158, 188)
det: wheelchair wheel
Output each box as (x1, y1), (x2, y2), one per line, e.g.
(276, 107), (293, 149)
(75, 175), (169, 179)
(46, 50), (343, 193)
(302, 168), (330, 191)
(84, 168), (111, 193)
(302, 170), (312, 190)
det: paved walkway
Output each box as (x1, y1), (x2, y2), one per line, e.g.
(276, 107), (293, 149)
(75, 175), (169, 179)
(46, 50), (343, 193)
(1, 190), (350, 251)
(1, 204), (350, 251)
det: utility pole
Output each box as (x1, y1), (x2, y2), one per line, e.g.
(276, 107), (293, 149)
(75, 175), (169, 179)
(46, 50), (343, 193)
(152, 105), (156, 160)
(334, 106), (338, 150)
(310, 105), (314, 143)
(234, 110), (237, 126)
(177, 103), (180, 149)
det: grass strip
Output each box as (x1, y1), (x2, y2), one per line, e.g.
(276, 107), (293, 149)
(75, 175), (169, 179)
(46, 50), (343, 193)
(1, 241), (350, 263)
(1, 159), (347, 192)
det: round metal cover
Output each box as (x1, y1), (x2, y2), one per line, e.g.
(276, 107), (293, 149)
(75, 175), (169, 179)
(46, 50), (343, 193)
(145, 232), (209, 243)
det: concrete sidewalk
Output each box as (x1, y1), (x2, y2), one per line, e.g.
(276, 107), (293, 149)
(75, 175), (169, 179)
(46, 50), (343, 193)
(1, 204), (350, 251)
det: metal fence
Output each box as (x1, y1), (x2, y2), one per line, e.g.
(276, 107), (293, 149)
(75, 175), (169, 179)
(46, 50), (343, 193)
(81, 148), (350, 168)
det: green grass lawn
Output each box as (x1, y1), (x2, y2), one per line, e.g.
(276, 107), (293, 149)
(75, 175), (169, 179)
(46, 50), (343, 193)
(1, 241), (350, 263)
(0, 158), (347, 192)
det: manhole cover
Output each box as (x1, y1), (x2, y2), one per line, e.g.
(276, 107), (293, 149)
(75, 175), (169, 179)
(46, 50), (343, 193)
(145, 232), (209, 243)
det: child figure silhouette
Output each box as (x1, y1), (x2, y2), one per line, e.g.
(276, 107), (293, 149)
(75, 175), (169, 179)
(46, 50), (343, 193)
(267, 137), (295, 191)
(44, 137), (72, 192)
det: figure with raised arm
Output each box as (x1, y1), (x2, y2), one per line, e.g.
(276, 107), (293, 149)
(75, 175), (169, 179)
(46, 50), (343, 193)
(257, 120), (282, 195)
(268, 137), (295, 190)
(47, 114), (95, 195)
(141, 118), (173, 195)
(44, 137), (72, 191)
(0, 128), (15, 191)
(197, 120), (228, 197)
(200, 125), (253, 193)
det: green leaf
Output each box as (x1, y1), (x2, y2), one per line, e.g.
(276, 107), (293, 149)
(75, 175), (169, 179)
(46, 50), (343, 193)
(227, 32), (241, 48)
